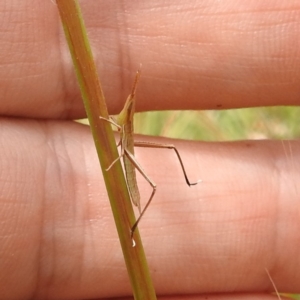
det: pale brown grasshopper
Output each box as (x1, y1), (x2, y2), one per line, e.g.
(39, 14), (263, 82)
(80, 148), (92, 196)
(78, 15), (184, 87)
(100, 70), (201, 238)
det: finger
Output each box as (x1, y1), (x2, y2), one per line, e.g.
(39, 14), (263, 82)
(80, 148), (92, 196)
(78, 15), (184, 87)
(0, 119), (299, 299)
(1, 1), (300, 118)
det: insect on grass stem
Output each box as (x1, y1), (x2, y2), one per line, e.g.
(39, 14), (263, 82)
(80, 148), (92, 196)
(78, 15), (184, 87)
(100, 70), (201, 242)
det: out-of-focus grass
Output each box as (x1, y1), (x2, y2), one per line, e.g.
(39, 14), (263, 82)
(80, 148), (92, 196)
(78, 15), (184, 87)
(283, 294), (300, 300)
(134, 106), (300, 141)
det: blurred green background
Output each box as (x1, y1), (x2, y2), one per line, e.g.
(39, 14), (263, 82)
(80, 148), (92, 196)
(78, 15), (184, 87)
(133, 106), (300, 141)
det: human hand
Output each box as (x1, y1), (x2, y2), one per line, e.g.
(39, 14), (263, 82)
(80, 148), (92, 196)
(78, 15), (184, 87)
(0, 1), (299, 299)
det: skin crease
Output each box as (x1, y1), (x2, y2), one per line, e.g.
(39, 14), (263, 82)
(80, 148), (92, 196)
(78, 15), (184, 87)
(0, 0), (299, 299)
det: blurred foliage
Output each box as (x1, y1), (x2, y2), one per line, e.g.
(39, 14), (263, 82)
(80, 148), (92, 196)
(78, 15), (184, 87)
(285, 294), (300, 300)
(133, 106), (300, 141)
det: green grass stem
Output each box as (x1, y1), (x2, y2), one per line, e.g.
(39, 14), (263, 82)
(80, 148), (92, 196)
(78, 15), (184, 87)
(55, 1), (157, 299)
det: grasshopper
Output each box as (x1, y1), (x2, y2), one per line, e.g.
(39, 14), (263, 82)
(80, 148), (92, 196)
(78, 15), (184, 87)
(100, 70), (201, 238)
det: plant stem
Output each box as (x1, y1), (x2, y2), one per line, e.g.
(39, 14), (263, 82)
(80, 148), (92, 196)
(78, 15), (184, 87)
(55, 1), (157, 299)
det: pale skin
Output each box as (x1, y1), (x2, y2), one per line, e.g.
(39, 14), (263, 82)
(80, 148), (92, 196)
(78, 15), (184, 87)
(0, 1), (300, 299)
